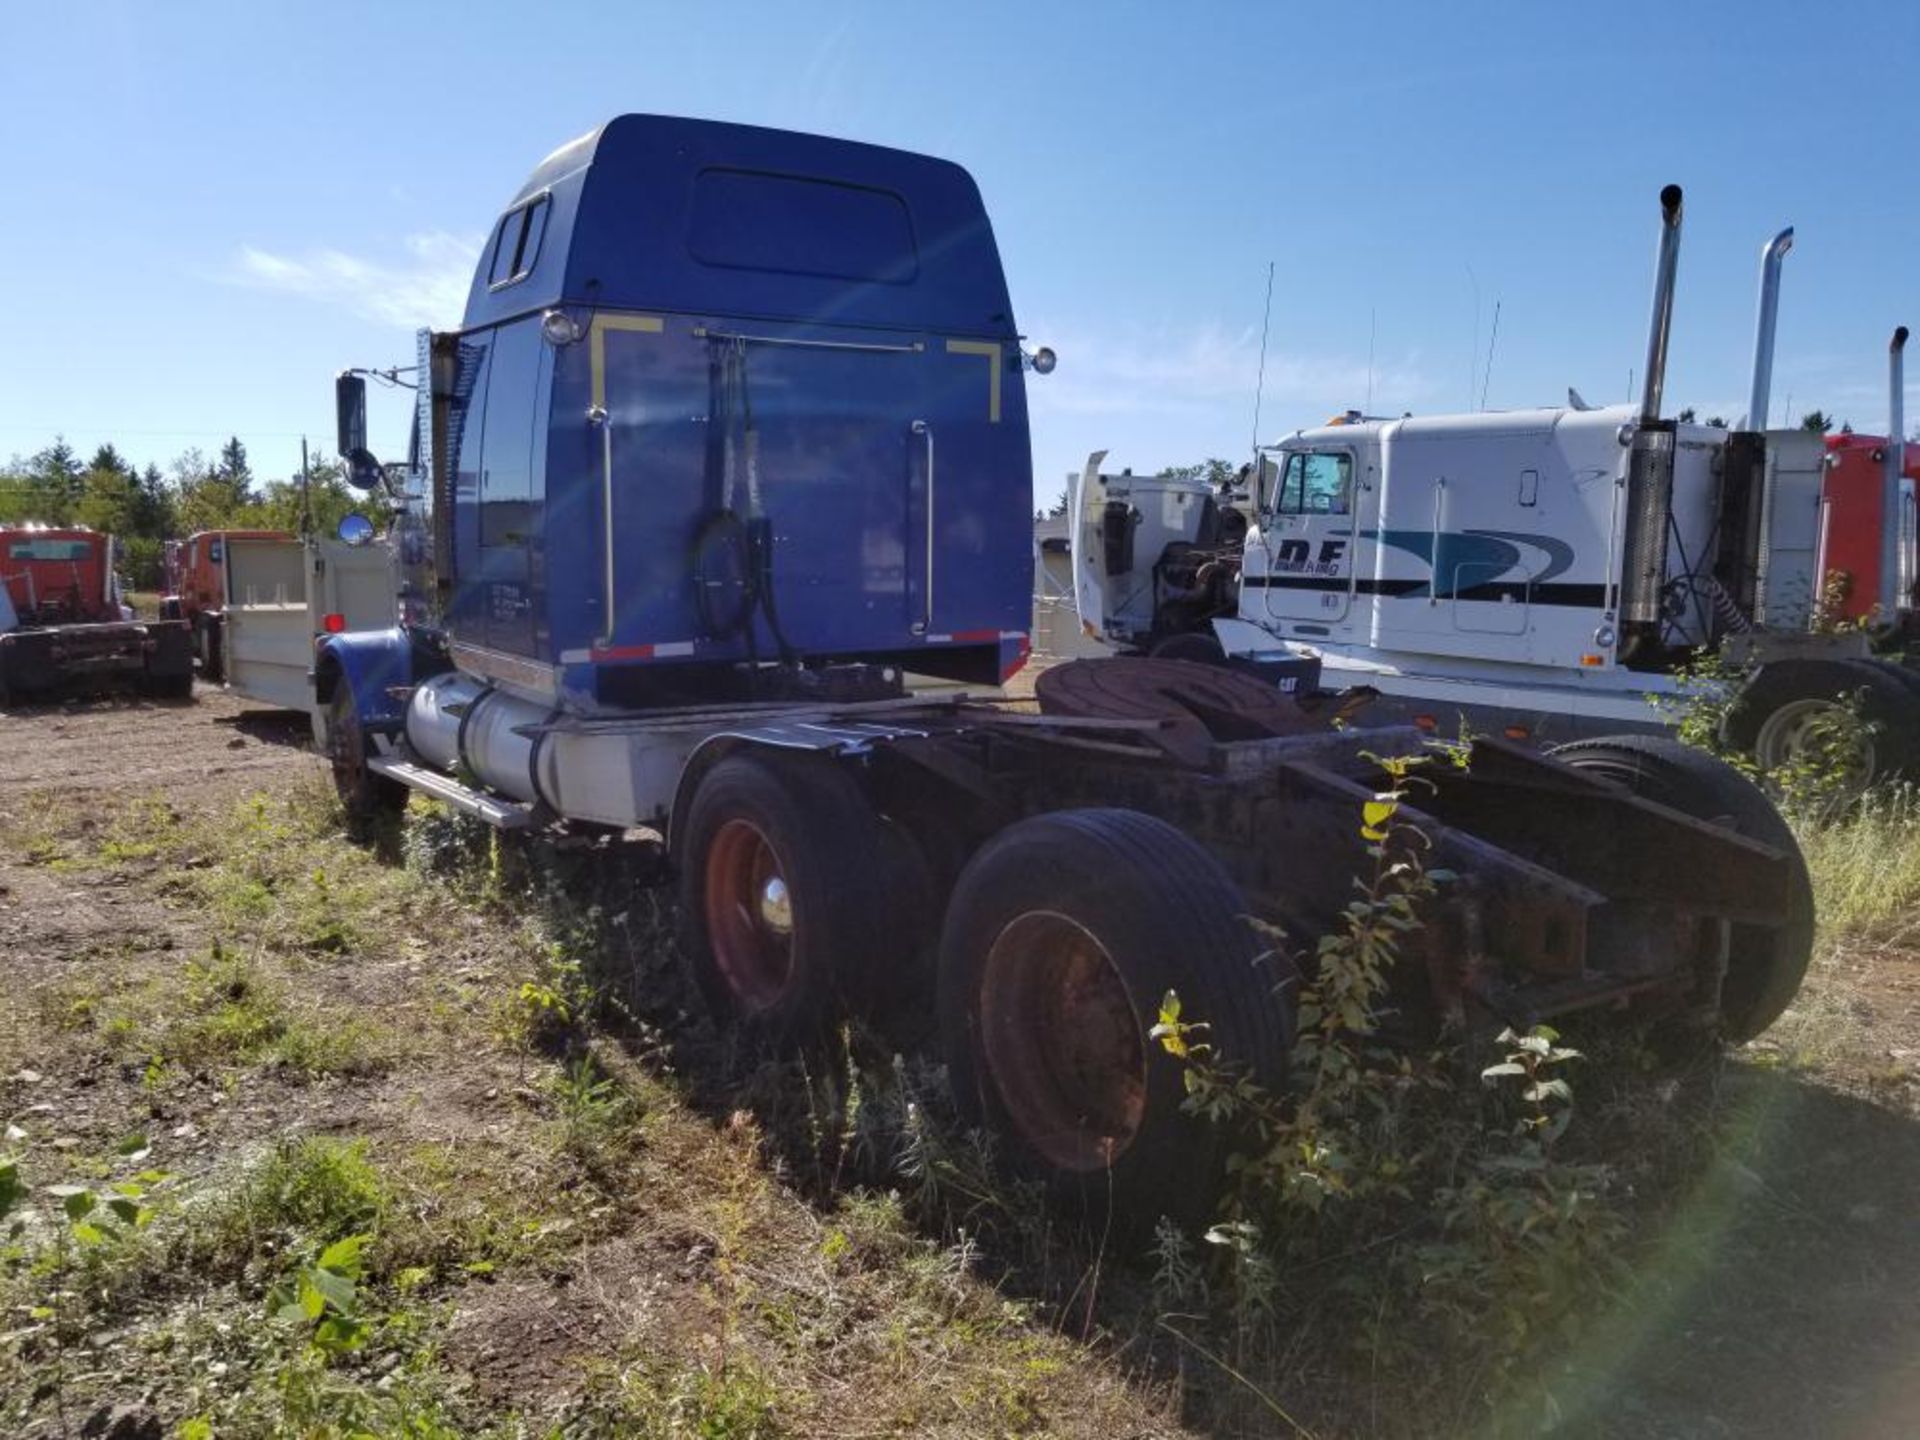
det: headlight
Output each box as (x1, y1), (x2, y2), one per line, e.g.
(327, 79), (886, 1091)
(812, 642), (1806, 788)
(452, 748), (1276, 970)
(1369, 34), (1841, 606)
(541, 309), (582, 346)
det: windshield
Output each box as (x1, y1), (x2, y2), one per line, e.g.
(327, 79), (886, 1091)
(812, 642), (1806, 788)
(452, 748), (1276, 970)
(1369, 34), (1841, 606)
(1266, 450), (1353, 515)
(7, 538), (94, 562)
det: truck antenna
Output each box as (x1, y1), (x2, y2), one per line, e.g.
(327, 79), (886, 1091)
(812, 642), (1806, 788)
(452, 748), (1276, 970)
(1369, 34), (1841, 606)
(1480, 299), (1502, 411)
(1250, 260), (1275, 459)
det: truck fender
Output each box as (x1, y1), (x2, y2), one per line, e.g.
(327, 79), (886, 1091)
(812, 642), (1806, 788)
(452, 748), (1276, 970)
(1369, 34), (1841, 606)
(312, 627), (416, 742)
(664, 728), (878, 858)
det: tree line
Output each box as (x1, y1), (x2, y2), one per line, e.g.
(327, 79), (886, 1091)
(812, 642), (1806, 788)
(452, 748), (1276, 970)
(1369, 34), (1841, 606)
(0, 436), (363, 590)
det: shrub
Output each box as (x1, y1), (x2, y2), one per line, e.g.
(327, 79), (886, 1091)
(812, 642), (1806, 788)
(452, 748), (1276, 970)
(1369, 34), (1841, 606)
(1150, 749), (1628, 1410)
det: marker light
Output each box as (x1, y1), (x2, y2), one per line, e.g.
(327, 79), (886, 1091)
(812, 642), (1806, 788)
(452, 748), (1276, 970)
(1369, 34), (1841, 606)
(322, 612), (347, 634)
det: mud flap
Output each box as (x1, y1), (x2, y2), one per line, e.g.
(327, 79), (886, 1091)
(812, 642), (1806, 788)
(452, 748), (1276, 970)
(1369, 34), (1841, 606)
(143, 622), (194, 683)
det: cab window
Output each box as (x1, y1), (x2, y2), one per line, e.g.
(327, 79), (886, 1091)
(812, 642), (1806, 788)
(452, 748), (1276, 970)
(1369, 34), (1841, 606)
(8, 538), (92, 561)
(488, 195), (551, 289)
(1272, 451), (1353, 515)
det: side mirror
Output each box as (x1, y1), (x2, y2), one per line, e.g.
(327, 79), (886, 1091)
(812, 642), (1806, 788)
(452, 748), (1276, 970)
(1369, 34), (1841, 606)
(336, 373), (368, 458)
(337, 513), (376, 547)
(345, 447), (386, 493)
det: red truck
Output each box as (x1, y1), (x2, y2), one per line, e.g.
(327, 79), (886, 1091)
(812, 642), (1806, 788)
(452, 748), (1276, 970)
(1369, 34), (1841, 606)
(1818, 431), (1917, 629)
(160, 528), (294, 681)
(0, 525), (194, 705)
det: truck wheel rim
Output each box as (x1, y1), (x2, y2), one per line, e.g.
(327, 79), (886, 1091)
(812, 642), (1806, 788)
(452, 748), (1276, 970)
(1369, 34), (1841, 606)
(705, 818), (795, 1011)
(978, 911), (1147, 1173)
(1753, 698), (1874, 785)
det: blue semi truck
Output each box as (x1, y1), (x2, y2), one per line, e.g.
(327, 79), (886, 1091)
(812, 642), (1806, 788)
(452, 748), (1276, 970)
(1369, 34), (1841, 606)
(315, 116), (1812, 1221)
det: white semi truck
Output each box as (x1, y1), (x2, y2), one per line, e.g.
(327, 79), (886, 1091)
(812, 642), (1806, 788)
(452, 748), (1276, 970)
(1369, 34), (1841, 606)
(1075, 186), (1920, 780)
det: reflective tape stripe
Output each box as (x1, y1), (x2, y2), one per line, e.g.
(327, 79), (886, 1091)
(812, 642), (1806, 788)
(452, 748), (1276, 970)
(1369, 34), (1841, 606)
(563, 639), (698, 664)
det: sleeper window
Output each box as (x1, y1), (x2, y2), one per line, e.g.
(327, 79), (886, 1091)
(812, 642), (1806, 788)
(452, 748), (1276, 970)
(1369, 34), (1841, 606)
(689, 169), (918, 284)
(487, 196), (550, 288)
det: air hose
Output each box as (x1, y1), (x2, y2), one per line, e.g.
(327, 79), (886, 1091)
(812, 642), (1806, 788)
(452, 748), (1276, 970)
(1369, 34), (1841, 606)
(703, 340), (796, 667)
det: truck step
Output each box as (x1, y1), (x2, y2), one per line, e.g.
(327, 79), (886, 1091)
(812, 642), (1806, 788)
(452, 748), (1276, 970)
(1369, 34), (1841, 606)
(366, 754), (533, 830)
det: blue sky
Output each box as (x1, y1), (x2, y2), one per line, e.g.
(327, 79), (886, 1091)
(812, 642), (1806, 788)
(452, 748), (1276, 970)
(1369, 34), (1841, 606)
(2, 1), (1914, 506)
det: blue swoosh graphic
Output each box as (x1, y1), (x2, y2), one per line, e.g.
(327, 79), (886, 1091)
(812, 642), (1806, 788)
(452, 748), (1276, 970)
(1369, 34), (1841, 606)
(1359, 528), (1575, 600)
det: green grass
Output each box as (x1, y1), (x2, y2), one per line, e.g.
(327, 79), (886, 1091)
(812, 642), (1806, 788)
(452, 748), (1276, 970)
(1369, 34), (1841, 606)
(1797, 784), (1920, 941)
(78, 945), (396, 1081)
(200, 1135), (392, 1258)
(15, 759), (1911, 1439)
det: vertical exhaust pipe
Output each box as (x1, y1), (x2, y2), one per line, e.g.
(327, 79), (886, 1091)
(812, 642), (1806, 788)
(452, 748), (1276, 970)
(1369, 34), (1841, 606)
(1620, 185), (1685, 657)
(1884, 325), (1909, 620)
(1717, 225), (1795, 628)
(1639, 184), (1685, 423)
(1747, 226), (1794, 430)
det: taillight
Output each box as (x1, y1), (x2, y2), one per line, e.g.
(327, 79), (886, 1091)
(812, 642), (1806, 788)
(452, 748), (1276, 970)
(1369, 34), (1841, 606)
(322, 613), (346, 634)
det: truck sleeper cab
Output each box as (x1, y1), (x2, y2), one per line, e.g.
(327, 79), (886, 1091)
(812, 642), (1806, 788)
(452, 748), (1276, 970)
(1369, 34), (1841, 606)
(420, 114), (1031, 717)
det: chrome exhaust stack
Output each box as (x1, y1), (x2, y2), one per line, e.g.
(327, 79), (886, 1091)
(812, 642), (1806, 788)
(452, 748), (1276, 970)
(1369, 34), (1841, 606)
(1620, 185), (1684, 658)
(1884, 325), (1909, 620)
(1747, 227), (1794, 430)
(1638, 185), (1685, 423)
(1712, 225), (1795, 631)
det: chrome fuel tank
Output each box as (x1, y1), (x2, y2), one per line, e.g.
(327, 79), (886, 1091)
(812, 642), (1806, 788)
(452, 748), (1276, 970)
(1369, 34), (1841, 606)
(404, 669), (670, 828)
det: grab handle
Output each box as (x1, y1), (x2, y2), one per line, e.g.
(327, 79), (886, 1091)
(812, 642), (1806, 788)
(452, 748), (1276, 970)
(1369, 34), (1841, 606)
(589, 405), (613, 642)
(912, 419), (934, 634)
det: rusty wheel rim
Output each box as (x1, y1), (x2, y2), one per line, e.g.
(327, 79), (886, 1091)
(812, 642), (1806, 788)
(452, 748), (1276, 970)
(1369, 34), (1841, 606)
(978, 911), (1147, 1173)
(704, 818), (795, 1013)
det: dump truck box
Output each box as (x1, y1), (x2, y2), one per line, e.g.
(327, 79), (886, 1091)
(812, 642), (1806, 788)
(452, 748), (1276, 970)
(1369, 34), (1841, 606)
(223, 536), (397, 711)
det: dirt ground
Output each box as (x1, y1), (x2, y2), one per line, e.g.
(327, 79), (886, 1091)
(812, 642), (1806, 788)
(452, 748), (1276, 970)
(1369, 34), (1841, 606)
(2, 685), (1917, 1437)
(0, 688), (1178, 1438)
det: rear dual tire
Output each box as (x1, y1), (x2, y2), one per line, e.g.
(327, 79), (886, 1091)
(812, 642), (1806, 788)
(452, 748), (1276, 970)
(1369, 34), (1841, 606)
(1550, 734), (1814, 1042)
(938, 808), (1292, 1226)
(675, 753), (893, 1048)
(673, 757), (1296, 1223)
